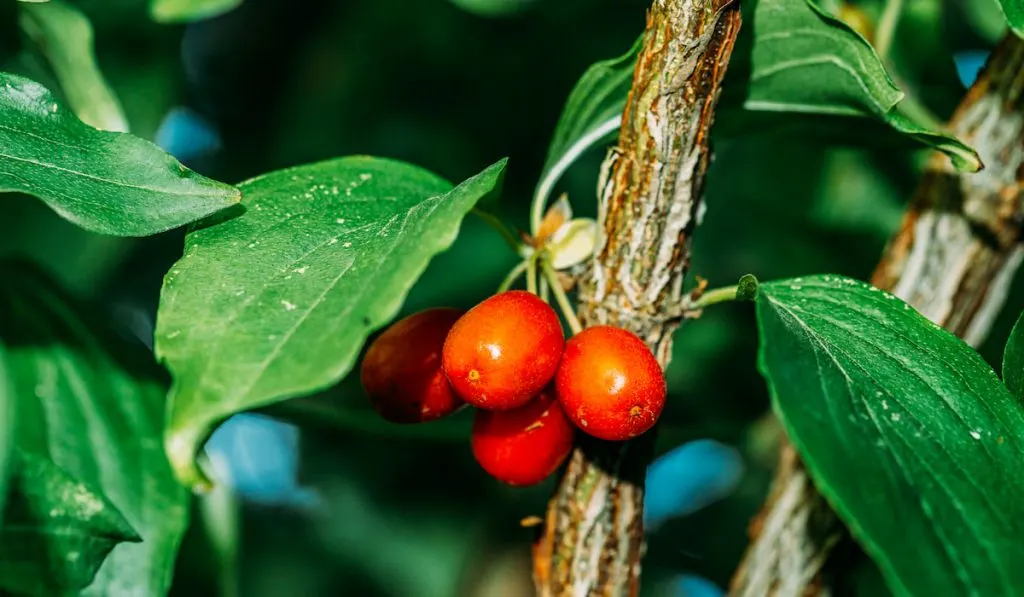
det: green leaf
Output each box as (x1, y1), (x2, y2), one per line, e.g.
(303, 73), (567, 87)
(19, 0), (129, 132)
(997, 0), (1024, 38)
(756, 274), (1024, 596)
(536, 35), (641, 196)
(1003, 311), (1024, 400)
(0, 451), (140, 595)
(0, 262), (190, 596)
(150, 0), (241, 23)
(718, 0), (980, 171)
(0, 73), (239, 236)
(156, 156), (507, 488)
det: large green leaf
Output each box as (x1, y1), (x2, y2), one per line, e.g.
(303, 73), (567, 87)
(0, 451), (140, 595)
(150, 0), (241, 23)
(156, 156), (507, 488)
(718, 0), (979, 170)
(756, 274), (1024, 596)
(535, 35), (640, 202)
(0, 73), (239, 236)
(997, 0), (1024, 38)
(19, 0), (128, 132)
(1004, 311), (1024, 400)
(0, 262), (190, 596)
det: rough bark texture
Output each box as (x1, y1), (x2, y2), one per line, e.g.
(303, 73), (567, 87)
(729, 33), (1024, 597)
(531, 1), (741, 595)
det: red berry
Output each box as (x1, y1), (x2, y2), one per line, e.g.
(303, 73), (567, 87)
(471, 390), (574, 486)
(360, 308), (465, 424)
(442, 290), (564, 410)
(555, 326), (666, 441)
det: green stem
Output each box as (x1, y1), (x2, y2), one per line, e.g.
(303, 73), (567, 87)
(690, 284), (741, 310)
(541, 259), (583, 334)
(527, 254), (538, 294)
(472, 208), (523, 255)
(198, 474), (240, 597)
(498, 259), (529, 293)
(874, 0), (903, 62)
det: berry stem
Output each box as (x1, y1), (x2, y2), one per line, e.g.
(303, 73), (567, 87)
(498, 259), (530, 293)
(527, 254), (539, 294)
(541, 258), (583, 335)
(472, 208), (525, 256)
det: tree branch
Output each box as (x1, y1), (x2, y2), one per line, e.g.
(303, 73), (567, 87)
(729, 32), (1024, 597)
(531, 1), (741, 595)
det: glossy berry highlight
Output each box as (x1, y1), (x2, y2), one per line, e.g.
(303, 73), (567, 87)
(442, 290), (564, 410)
(471, 390), (574, 486)
(360, 308), (465, 424)
(555, 325), (666, 441)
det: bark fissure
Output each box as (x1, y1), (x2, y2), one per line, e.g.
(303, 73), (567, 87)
(532, 1), (741, 595)
(730, 33), (1024, 597)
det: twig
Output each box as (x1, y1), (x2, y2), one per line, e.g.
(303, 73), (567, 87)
(729, 32), (1024, 597)
(531, 1), (742, 594)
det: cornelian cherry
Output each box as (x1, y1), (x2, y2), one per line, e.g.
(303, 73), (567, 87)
(360, 308), (465, 424)
(555, 326), (666, 441)
(442, 290), (564, 410)
(471, 390), (574, 486)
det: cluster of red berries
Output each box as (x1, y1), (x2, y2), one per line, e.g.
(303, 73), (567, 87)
(360, 290), (667, 486)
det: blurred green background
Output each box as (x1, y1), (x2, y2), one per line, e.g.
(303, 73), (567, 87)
(2, 0), (1020, 595)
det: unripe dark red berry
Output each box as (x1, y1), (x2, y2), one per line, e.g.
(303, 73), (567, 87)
(555, 326), (666, 441)
(442, 290), (564, 410)
(360, 308), (465, 424)
(470, 390), (574, 486)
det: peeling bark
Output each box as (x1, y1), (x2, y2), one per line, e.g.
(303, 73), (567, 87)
(729, 33), (1024, 597)
(531, 1), (741, 595)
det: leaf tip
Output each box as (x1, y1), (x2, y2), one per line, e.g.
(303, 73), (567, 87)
(956, 150), (984, 173)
